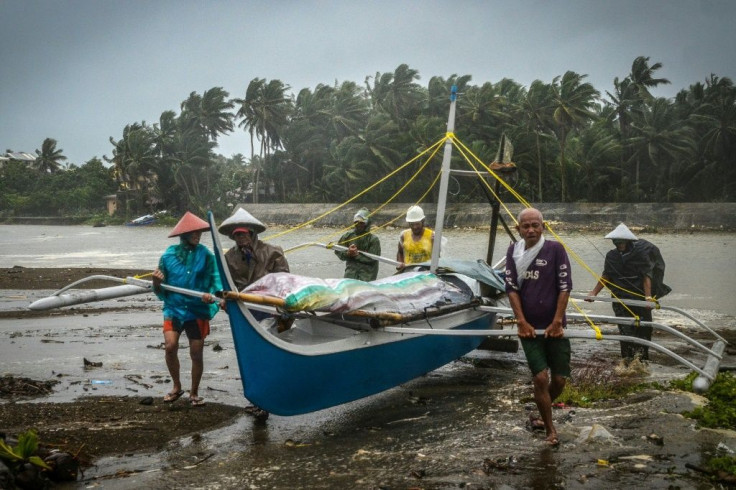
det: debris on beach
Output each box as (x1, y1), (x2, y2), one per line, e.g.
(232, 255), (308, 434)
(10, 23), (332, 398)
(0, 376), (59, 399)
(83, 358), (102, 368)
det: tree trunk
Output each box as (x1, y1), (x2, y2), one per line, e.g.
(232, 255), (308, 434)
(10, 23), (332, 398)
(536, 132), (543, 202)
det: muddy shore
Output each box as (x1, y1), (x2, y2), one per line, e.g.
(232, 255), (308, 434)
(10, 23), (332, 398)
(0, 267), (148, 291)
(0, 267), (251, 479)
(2, 267), (736, 488)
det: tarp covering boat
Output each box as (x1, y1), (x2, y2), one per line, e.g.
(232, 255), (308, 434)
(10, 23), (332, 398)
(240, 271), (470, 314)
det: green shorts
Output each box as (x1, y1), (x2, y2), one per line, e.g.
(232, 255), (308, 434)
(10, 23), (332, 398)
(520, 337), (571, 377)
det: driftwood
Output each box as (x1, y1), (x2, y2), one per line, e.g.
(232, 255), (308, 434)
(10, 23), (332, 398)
(0, 375), (59, 398)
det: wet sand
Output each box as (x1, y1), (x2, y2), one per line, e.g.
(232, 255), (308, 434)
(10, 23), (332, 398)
(0, 267), (147, 290)
(2, 268), (736, 488)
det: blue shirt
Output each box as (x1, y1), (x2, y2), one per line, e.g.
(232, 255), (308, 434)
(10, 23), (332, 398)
(156, 243), (222, 322)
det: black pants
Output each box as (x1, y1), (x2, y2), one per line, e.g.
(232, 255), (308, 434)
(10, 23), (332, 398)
(612, 302), (653, 361)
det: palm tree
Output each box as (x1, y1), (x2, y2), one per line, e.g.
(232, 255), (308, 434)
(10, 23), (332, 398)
(519, 80), (554, 201)
(689, 75), (736, 199)
(234, 78), (292, 202)
(609, 56), (670, 198)
(167, 129), (217, 213)
(179, 87), (234, 142)
(628, 56), (670, 101)
(549, 71), (599, 201)
(34, 138), (67, 173)
(629, 98), (696, 201)
(366, 64), (423, 130)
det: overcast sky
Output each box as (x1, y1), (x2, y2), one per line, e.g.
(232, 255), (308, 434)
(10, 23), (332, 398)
(2, 0), (734, 165)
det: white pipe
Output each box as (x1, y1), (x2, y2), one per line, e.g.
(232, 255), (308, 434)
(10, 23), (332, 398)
(285, 241), (401, 267)
(569, 293), (726, 342)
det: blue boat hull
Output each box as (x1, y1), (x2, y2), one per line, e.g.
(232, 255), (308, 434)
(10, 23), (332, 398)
(225, 301), (491, 415)
(209, 213), (495, 415)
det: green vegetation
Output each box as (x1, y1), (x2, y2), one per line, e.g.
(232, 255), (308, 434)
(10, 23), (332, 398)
(558, 360), (651, 407)
(3, 58), (735, 220)
(670, 371), (736, 480)
(705, 455), (736, 479)
(671, 371), (736, 430)
(0, 430), (51, 471)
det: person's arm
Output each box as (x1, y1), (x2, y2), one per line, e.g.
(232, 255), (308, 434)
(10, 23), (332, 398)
(273, 249), (290, 273)
(152, 268), (164, 293)
(587, 274), (609, 300)
(643, 275), (652, 298)
(152, 257), (167, 301)
(352, 237), (380, 265)
(396, 233), (405, 269)
(545, 291), (570, 338)
(334, 233), (351, 262)
(642, 274), (655, 309)
(509, 291), (535, 339)
(206, 252), (222, 296)
(505, 246), (535, 339)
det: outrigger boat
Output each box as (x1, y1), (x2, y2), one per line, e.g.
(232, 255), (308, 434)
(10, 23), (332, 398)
(29, 87), (727, 415)
(125, 214), (156, 226)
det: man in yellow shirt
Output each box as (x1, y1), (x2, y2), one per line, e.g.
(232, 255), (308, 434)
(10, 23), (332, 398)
(396, 205), (434, 270)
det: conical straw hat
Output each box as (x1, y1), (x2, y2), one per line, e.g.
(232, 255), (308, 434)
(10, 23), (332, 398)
(168, 211), (210, 238)
(604, 223), (638, 241)
(218, 207), (267, 236)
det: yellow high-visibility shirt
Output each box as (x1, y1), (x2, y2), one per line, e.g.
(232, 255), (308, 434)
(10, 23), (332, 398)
(401, 228), (433, 264)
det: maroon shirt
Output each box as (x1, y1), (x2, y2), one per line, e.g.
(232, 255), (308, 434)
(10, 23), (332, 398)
(504, 240), (572, 329)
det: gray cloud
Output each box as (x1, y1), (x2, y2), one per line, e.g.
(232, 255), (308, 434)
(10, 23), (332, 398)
(2, 0), (734, 164)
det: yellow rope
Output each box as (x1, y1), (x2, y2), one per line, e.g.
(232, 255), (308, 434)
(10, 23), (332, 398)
(330, 138), (445, 246)
(278, 137), (447, 252)
(238, 131), (646, 338)
(263, 138), (446, 242)
(451, 135), (613, 337)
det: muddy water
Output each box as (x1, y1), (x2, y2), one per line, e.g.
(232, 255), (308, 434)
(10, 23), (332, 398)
(1, 225), (735, 488)
(1, 224), (735, 316)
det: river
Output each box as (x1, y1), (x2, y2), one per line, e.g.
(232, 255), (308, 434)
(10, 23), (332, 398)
(1, 224), (735, 489)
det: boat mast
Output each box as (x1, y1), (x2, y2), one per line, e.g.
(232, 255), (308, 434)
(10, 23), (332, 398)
(486, 134), (506, 266)
(429, 85), (457, 273)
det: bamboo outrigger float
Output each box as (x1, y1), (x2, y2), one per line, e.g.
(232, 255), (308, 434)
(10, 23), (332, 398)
(28, 86), (727, 415)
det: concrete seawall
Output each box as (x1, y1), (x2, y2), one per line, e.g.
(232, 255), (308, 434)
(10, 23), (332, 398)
(4, 203), (735, 230)
(237, 202), (736, 231)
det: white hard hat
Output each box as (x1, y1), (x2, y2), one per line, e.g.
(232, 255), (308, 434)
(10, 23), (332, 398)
(604, 223), (638, 241)
(406, 205), (425, 223)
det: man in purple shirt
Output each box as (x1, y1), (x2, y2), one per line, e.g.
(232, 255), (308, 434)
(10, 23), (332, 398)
(505, 208), (572, 446)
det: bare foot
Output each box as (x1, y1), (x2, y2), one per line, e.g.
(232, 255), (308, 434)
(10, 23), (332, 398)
(545, 433), (559, 446)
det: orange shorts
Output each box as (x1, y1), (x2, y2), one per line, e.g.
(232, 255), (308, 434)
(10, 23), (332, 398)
(163, 318), (210, 340)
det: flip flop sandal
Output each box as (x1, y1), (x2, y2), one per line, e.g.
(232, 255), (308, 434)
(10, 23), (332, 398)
(163, 389), (185, 403)
(190, 396), (206, 407)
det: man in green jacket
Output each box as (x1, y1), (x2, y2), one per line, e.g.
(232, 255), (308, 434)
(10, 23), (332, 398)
(334, 208), (381, 281)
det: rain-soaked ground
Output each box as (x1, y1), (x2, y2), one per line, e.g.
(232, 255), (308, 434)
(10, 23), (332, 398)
(2, 290), (735, 489)
(1, 227), (735, 488)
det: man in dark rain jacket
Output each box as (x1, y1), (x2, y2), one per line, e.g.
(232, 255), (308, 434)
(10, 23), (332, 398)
(588, 223), (671, 362)
(334, 208), (381, 281)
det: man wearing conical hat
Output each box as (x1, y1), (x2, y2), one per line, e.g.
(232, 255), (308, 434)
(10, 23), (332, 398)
(218, 207), (290, 421)
(334, 207), (381, 281)
(152, 211), (222, 407)
(587, 223), (671, 363)
(218, 207), (290, 292)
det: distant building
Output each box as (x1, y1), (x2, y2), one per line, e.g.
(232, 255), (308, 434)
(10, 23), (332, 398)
(104, 194), (118, 216)
(0, 151), (36, 168)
